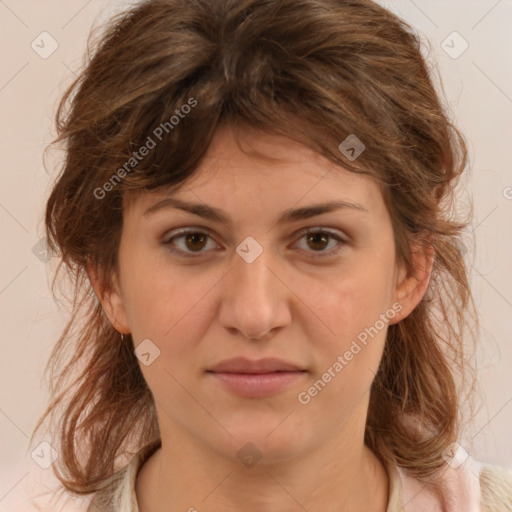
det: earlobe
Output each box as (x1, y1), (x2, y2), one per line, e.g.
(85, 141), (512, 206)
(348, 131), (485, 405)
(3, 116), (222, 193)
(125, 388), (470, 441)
(389, 242), (434, 325)
(86, 261), (131, 334)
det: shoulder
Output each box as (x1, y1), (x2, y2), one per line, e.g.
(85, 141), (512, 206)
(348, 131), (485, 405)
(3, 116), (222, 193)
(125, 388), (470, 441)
(392, 454), (512, 512)
(86, 439), (161, 512)
(479, 463), (512, 511)
(87, 467), (129, 512)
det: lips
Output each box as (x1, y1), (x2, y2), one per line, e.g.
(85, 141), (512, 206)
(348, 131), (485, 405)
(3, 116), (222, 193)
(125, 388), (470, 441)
(207, 357), (305, 374)
(206, 357), (307, 398)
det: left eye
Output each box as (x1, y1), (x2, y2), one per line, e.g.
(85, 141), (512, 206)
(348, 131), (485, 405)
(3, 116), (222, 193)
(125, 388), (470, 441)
(294, 229), (345, 257)
(162, 228), (346, 258)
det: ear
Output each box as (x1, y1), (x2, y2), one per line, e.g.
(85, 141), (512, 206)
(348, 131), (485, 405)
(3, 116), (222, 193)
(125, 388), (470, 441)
(87, 261), (131, 335)
(388, 240), (434, 325)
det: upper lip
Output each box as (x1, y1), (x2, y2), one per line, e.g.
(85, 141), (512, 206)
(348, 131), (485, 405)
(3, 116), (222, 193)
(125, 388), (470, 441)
(208, 357), (305, 374)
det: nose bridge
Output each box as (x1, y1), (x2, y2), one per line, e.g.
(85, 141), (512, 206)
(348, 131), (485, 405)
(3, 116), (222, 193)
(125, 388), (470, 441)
(235, 241), (273, 299)
(219, 236), (290, 339)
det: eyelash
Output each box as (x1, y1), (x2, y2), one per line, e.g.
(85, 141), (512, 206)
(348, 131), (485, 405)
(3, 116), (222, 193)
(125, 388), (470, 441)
(161, 228), (347, 259)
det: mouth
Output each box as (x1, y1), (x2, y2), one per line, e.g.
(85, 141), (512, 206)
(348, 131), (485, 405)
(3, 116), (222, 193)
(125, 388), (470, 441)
(206, 357), (307, 398)
(208, 356), (306, 373)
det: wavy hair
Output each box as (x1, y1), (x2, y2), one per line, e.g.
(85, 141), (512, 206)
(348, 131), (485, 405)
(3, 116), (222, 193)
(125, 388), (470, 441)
(32, 0), (477, 494)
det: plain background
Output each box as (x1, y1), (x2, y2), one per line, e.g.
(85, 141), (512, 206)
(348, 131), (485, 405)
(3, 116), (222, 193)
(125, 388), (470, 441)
(1, 0), (511, 510)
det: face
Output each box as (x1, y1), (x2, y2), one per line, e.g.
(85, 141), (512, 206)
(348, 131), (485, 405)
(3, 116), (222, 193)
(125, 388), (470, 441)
(96, 124), (428, 464)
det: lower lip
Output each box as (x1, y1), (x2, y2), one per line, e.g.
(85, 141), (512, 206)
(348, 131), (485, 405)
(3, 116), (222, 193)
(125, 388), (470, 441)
(207, 371), (306, 397)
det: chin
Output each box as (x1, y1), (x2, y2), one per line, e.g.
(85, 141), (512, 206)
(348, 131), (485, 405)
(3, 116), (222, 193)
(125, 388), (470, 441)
(215, 421), (311, 464)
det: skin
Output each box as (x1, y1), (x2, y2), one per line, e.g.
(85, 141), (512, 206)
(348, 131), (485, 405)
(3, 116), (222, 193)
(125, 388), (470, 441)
(90, 124), (432, 512)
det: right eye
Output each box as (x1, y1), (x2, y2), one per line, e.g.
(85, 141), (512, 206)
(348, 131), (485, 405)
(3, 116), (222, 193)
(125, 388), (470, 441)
(162, 228), (221, 258)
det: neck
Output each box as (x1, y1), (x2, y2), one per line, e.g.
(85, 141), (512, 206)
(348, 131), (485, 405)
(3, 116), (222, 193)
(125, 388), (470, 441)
(136, 416), (389, 512)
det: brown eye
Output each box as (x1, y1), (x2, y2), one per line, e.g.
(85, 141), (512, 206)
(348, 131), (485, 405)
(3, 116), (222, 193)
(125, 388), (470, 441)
(294, 229), (346, 258)
(163, 229), (219, 257)
(184, 232), (208, 252)
(306, 232), (330, 251)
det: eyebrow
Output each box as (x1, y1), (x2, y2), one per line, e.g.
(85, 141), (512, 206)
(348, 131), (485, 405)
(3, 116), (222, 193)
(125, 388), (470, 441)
(143, 197), (369, 226)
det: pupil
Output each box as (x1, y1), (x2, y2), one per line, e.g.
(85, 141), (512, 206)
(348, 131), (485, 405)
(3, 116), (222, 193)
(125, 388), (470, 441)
(187, 233), (206, 251)
(308, 233), (327, 250)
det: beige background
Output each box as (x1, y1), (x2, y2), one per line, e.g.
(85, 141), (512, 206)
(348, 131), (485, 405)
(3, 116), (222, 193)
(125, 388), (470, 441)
(1, 0), (511, 510)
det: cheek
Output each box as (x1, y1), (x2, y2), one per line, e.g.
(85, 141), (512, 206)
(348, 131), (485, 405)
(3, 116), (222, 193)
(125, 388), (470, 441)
(308, 263), (395, 342)
(120, 261), (220, 405)
(298, 253), (397, 395)
(298, 276), (393, 414)
(120, 249), (221, 354)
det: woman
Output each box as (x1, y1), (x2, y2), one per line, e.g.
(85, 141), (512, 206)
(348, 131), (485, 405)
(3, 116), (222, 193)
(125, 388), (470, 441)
(32, 0), (512, 510)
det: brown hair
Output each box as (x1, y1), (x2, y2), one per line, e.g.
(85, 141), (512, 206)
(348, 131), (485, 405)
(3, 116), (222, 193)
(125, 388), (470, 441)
(33, 0), (477, 495)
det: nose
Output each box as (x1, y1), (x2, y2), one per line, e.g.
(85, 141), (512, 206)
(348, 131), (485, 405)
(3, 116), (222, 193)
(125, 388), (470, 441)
(218, 242), (292, 341)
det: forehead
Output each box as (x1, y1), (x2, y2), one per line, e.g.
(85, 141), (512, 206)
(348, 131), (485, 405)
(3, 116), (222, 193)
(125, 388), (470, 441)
(124, 125), (384, 217)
